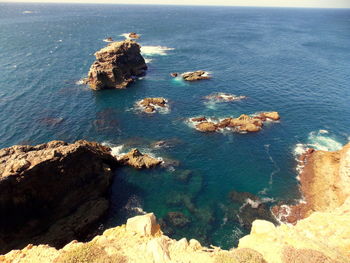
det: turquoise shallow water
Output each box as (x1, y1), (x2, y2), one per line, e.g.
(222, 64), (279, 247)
(0, 3), (350, 248)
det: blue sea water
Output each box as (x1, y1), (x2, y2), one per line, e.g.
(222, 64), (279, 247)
(0, 3), (350, 248)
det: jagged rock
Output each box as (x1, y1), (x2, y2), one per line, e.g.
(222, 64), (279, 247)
(118, 148), (162, 169)
(126, 213), (158, 236)
(86, 40), (147, 90)
(258, 112), (280, 121)
(0, 140), (118, 254)
(103, 37), (113, 42)
(170, 72), (178, 77)
(182, 70), (211, 81)
(129, 32), (140, 39)
(147, 237), (171, 263)
(137, 97), (169, 114)
(191, 116), (207, 122)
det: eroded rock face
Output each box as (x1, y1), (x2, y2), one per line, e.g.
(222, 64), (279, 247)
(272, 142), (350, 224)
(182, 70), (211, 81)
(0, 140), (118, 254)
(86, 40), (147, 90)
(118, 148), (162, 169)
(136, 97), (169, 113)
(190, 112), (279, 133)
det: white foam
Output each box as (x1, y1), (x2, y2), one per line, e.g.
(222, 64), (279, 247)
(103, 38), (113, 43)
(134, 99), (170, 114)
(75, 79), (85, 85)
(204, 92), (246, 103)
(144, 58), (153, 63)
(141, 46), (174, 56)
(308, 130), (343, 151)
(22, 11), (34, 14)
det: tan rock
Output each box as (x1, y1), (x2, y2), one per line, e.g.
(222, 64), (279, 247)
(260, 112), (280, 121)
(147, 237), (171, 263)
(129, 32), (140, 39)
(182, 70), (211, 81)
(118, 148), (162, 169)
(137, 97), (168, 114)
(195, 122), (217, 132)
(126, 213), (158, 236)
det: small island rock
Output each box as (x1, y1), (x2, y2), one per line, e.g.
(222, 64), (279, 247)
(86, 40), (147, 90)
(118, 148), (162, 169)
(182, 70), (211, 81)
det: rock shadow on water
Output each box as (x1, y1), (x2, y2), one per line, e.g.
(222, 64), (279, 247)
(92, 108), (121, 133)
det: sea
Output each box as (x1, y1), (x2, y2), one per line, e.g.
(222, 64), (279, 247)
(0, 3), (349, 249)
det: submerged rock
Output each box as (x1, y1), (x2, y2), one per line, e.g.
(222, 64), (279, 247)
(103, 37), (113, 42)
(170, 72), (179, 77)
(118, 148), (162, 169)
(136, 97), (169, 114)
(182, 70), (211, 81)
(0, 140), (118, 254)
(86, 40), (147, 90)
(164, 212), (191, 228)
(204, 92), (247, 102)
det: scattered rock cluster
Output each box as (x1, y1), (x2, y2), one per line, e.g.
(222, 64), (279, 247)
(85, 40), (147, 90)
(190, 112), (280, 133)
(182, 70), (211, 81)
(136, 97), (169, 113)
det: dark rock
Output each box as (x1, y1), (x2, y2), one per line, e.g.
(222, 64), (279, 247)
(164, 212), (191, 228)
(0, 140), (118, 254)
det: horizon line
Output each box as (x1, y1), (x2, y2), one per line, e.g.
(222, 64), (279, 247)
(1, 3), (349, 10)
(1, 1), (350, 9)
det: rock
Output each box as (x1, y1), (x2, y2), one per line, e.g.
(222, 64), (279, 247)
(273, 142), (350, 225)
(137, 97), (169, 114)
(0, 140), (118, 254)
(259, 112), (280, 121)
(118, 148), (162, 169)
(195, 122), (217, 132)
(164, 212), (190, 228)
(126, 213), (158, 236)
(86, 40), (147, 90)
(147, 237), (170, 263)
(182, 70), (211, 81)
(170, 72), (178, 77)
(129, 32), (140, 39)
(228, 191), (259, 204)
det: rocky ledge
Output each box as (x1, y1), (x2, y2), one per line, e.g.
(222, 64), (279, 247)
(85, 40), (147, 90)
(118, 148), (163, 169)
(272, 142), (350, 224)
(189, 112), (280, 133)
(0, 140), (119, 254)
(136, 97), (169, 114)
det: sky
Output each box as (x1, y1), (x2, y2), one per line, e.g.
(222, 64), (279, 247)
(1, 0), (349, 8)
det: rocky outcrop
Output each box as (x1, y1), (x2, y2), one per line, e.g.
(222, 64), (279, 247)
(239, 198), (350, 263)
(85, 40), (147, 90)
(136, 97), (169, 113)
(182, 71), (211, 81)
(118, 148), (162, 169)
(0, 140), (118, 254)
(189, 112), (280, 133)
(272, 142), (350, 224)
(103, 37), (113, 42)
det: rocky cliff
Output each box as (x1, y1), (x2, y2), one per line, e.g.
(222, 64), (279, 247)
(0, 140), (118, 254)
(273, 142), (350, 224)
(86, 40), (147, 90)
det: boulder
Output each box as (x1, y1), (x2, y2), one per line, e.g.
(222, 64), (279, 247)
(126, 213), (158, 236)
(118, 148), (162, 169)
(195, 122), (217, 132)
(182, 71), (211, 81)
(0, 140), (118, 254)
(86, 40), (147, 90)
(137, 98), (168, 114)
(170, 72), (178, 77)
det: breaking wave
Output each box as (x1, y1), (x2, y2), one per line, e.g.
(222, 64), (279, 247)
(141, 46), (174, 56)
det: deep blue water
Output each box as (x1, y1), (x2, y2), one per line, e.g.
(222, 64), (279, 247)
(1, 3), (349, 248)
